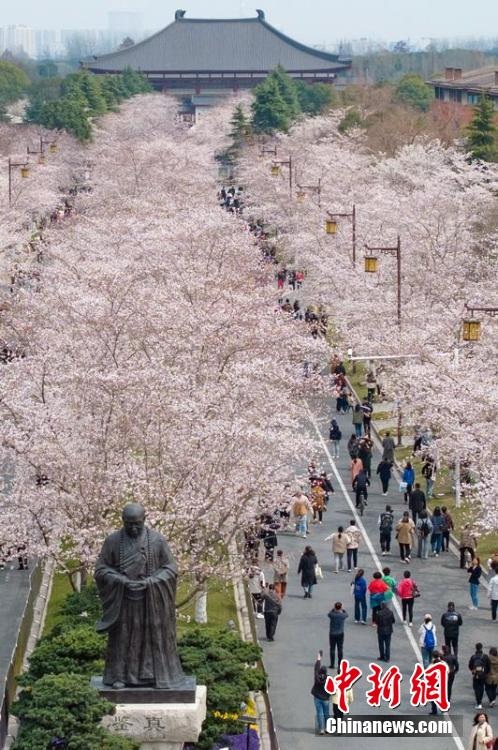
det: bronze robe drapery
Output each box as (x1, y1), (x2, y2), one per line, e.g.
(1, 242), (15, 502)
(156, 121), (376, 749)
(94, 527), (186, 688)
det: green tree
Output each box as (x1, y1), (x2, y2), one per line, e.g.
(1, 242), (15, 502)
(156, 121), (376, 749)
(251, 76), (292, 133)
(11, 674), (138, 750)
(20, 625), (105, 684)
(295, 80), (337, 115)
(121, 67), (152, 95)
(267, 66), (301, 120)
(466, 95), (498, 161)
(38, 98), (92, 141)
(0, 60), (30, 107)
(229, 103), (252, 152)
(24, 77), (63, 122)
(394, 73), (433, 111)
(338, 108), (364, 134)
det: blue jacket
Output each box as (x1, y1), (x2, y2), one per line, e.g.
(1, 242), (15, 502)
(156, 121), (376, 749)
(402, 467), (415, 485)
(431, 514), (445, 534)
(352, 576), (367, 600)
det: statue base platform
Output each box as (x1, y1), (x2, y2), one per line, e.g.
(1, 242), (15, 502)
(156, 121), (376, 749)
(91, 676), (196, 704)
(101, 685), (207, 750)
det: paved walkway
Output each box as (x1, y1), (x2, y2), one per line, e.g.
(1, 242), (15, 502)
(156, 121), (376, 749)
(255, 392), (495, 750)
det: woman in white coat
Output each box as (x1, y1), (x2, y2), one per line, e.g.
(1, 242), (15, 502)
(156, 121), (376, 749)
(468, 712), (494, 750)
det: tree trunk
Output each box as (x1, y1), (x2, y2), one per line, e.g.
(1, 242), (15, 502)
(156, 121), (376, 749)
(194, 585), (208, 624)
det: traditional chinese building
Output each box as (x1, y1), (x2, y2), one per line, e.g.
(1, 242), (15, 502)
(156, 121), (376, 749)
(82, 9), (351, 100)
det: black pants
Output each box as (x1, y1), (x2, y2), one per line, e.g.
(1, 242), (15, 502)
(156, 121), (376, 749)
(411, 510), (419, 524)
(492, 600), (498, 621)
(313, 508), (323, 522)
(442, 530), (450, 551)
(447, 673), (455, 701)
(404, 484), (412, 504)
(355, 488), (367, 506)
(381, 479), (389, 493)
(399, 543), (411, 560)
(460, 546), (474, 568)
(473, 678), (485, 706)
(380, 531), (391, 552)
(264, 612), (278, 640)
(485, 683), (497, 703)
(444, 634), (459, 656)
(378, 632), (392, 661)
(347, 548), (358, 569)
(402, 597), (414, 623)
(332, 704), (344, 719)
(252, 593), (263, 615)
(329, 633), (344, 669)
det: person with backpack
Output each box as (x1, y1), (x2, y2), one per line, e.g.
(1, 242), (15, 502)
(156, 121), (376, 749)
(358, 437), (373, 478)
(430, 506), (445, 556)
(378, 505), (394, 555)
(441, 506), (454, 552)
(361, 399), (373, 437)
(441, 644), (459, 702)
(352, 470), (370, 510)
(351, 569), (367, 624)
(409, 483), (426, 524)
(311, 651), (329, 736)
(441, 601), (463, 656)
(397, 570), (419, 626)
(329, 419), (342, 459)
(418, 613), (437, 668)
(416, 510), (433, 559)
(376, 459), (392, 496)
(469, 643), (491, 709)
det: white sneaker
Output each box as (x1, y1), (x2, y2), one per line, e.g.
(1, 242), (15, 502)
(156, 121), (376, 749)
(476, 704), (483, 709)
(403, 620), (407, 624)
(409, 623), (413, 627)
(354, 620), (359, 623)
(256, 613), (264, 619)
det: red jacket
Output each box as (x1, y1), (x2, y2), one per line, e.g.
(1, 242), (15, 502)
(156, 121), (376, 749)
(397, 578), (417, 599)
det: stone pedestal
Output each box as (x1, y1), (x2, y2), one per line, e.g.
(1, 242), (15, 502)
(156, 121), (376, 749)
(102, 686), (207, 750)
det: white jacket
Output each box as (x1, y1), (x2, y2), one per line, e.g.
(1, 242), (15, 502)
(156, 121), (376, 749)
(488, 574), (498, 600)
(418, 622), (437, 649)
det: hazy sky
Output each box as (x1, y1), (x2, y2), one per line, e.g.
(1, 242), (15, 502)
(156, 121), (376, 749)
(3, 0), (498, 44)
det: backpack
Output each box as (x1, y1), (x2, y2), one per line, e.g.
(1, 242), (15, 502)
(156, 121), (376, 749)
(473, 654), (486, 679)
(420, 520), (430, 538)
(380, 513), (393, 532)
(423, 625), (435, 650)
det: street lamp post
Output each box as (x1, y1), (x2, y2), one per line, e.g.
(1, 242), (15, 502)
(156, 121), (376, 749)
(7, 157), (30, 207)
(296, 178), (322, 207)
(364, 236), (402, 326)
(271, 155), (293, 195)
(325, 205), (357, 265)
(462, 303), (498, 341)
(260, 144), (277, 158)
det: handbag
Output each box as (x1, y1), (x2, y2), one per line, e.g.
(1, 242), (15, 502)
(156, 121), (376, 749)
(399, 480), (408, 492)
(315, 563), (323, 580)
(412, 582), (421, 598)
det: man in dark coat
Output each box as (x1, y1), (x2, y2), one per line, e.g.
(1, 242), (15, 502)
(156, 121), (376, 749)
(262, 584), (282, 641)
(95, 503), (187, 690)
(409, 483), (426, 524)
(376, 602), (395, 662)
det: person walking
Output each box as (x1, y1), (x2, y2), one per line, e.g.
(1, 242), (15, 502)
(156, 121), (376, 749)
(469, 644), (491, 709)
(298, 545), (318, 599)
(378, 505), (394, 555)
(467, 712), (494, 750)
(247, 563), (265, 619)
(409, 483), (426, 524)
(460, 525), (478, 569)
(441, 644), (459, 703)
(262, 584), (282, 641)
(430, 506), (445, 557)
(328, 601), (348, 670)
(401, 462), (415, 504)
(347, 434), (359, 459)
(325, 526), (348, 573)
(376, 602), (395, 662)
(488, 567), (498, 621)
(422, 456), (436, 499)
(361, 400), (373, 437)
(329, 419), (342, 459)
(352, 569), (368, 624)
(441, 601), (463, 656)
(397, 570), (418, 626)
(351, 456), (364, 487)
(382, 567), (397, 608)
(345, 520), (362, 571)
(416, 510), (432, 559)
(311, 482), (326, 525)
(485, 648), (498, 708)
(395, 511), (416, 563)
(441, 506), (454, 552)
(311, 651), (330, 736)
(319, 472), (334, 506)
(352, 404), (364, 438)
(331, 687), (354, 719)
(273, 549), (289, 598)
(358, 437), (373, 478)
(382, 432), (395, 464)
(368, 571), (389, 625)
(376, 459), (392, 496)
(468, 556), (482, 610)
(352, 470), (370, 510)
(418, 613), (437, 668)
(293, 491), (312, 538)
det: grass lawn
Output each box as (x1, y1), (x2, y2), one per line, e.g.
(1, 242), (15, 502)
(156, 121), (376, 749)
(44, 572), (237, 636)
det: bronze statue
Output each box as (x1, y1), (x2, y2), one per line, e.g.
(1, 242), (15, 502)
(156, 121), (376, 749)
(94, 503), (187, 690)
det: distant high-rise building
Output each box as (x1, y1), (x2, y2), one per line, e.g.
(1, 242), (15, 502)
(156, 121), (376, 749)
(0, 25), (36, 58)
